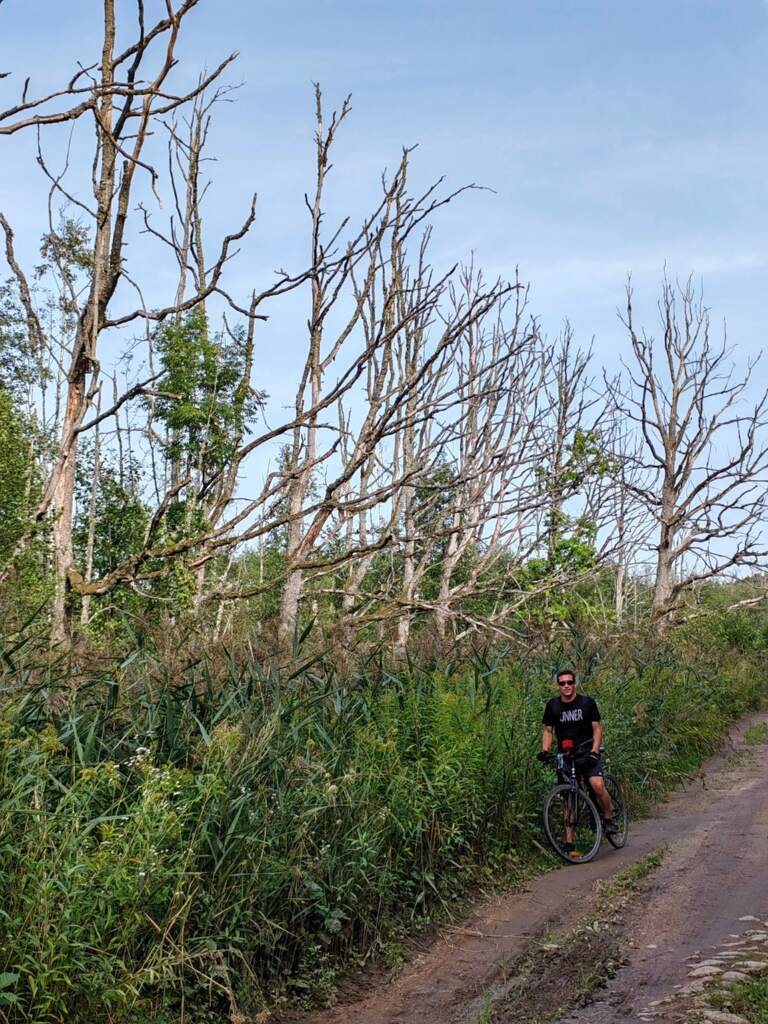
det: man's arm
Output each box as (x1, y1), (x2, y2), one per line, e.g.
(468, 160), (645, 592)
(542, 724), (555, 753)
(591, 720), (603, 755)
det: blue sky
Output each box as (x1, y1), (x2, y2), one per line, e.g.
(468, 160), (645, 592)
(2, 0), (767, 395)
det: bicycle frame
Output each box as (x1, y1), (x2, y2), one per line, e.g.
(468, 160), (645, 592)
(553, 753), (594, 830)
(553, 740), (600, 795)
(540, 742), (627, 862)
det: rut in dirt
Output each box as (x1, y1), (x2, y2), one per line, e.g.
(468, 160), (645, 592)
(289, 711), (768, 1024)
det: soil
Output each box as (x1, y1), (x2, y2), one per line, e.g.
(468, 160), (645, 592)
(284, 710), (768, 1024)
(554, 713), (768, 1024)
(480, 853), (665, 1024)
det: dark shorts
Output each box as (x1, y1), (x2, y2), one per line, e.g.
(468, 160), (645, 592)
(558, 755), (604, 784)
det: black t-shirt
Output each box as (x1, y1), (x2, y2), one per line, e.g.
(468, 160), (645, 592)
(542, 694), (601, 751)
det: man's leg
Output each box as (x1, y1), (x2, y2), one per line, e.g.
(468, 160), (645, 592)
(587, 774), (613, 820)
(563, 797), (575, 845)
(558, 774), (575, 845)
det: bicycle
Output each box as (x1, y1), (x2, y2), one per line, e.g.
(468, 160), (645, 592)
(539, 739), (629, 864)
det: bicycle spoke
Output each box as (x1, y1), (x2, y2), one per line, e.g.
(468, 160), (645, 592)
(603, 773), (629, 848)
(543, 785), (602, 863)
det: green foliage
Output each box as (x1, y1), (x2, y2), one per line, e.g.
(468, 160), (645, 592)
(0, 388), (51, 622)
(74, 448), (150, 582)
(0, 389), (37, 568)
(707, 972), (768, 1023)
(152, 308), (262, 485)
(0, 617), (764, 1021)
(0, 285), (39, 394)
(31, 216), (93, 357)
(232, 544), (286, 624)
(745, 722), (768, 745)
(38, 218), (92, 276)
(521, 425), (616, 630)
(537, 426), (617, 498)
(71, 448), (151, 637)
(566, 427), (617, 484)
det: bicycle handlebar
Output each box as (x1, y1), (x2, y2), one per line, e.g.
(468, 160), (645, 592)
(536, 741), (606, 764)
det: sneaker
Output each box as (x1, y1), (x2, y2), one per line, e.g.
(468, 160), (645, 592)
(563, 842), (583, 858)
(603, 817), (619, 836)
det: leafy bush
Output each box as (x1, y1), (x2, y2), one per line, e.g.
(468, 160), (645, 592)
(0, 623), (764, 1021)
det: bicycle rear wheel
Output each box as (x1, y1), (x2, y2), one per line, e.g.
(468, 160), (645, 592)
(542, 784), (602, 863)
(604, 773), (629, 848)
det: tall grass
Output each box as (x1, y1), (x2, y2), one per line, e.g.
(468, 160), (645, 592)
(0, 619), (764, 1022)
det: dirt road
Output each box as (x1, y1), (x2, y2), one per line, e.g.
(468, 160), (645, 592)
(555, 714), (768, 1024)
(296, 711), (768, 1024)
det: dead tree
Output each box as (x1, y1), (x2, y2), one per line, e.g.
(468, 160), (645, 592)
(79, 385), (103, 627)
(388, 232), (454, 655)
(270, 88), (510, 648)
(428, 269), (543, 643)
(2, 12), (523, 650)
(0, 1), (255, 643)
(615, 276), (768, 632)
(1, 84), (504, 643)
(321, 248), (528, 655)
(596, 407), (652, 629)
(540, 328), (600, 563)
(326, 267), (551, 652)
(150, 87), (262, 611)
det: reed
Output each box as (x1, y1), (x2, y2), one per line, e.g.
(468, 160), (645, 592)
(0, 618), (763, 1022)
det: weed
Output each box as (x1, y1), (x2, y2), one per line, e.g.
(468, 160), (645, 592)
(0, 624), (763, 1021)
(745, 722), (768, 745)
(475, 994), (493, 1024)
(597, 848), (666, 900)
(706, 971), (768, 1023)
(378, 940), (406, 970)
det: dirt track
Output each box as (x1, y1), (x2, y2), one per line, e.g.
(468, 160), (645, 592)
(555, 713), (768, 1024)
(295, 710), (768, 1024)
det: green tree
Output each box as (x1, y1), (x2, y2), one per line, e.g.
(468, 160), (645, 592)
(0, 388), (38, 567)
(73, 446), (150, 632)
(74, 454), (149, 583)
(0, 387), (51, 624)
(152, 307), (262, 489)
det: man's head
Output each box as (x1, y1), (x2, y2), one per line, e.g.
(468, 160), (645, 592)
(555, 668), (577, 700)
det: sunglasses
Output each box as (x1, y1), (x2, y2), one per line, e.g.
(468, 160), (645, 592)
(557, 679), (575, 687)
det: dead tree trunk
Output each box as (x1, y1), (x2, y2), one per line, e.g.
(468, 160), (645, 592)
(278, 89), (340, 648)
(80, 388), (103, 627)
(614, 276), (768, 632)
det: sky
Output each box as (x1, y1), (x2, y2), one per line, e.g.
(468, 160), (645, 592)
(2, 0), (767, 404)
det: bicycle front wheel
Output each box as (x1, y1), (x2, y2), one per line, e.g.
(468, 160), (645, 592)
(604, 773), (629, 848)
(543, 784), (602, 864)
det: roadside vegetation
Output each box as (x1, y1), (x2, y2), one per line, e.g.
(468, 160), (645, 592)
(700, 963), (768, 1024)
(744, 722), (768, 745)
(709, 975), (768, 1023)
(0, 604), (766, 1022)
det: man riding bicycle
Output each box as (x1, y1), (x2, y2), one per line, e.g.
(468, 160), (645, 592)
(537, 668), (618, 851)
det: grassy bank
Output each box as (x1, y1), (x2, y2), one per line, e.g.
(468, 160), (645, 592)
(710, 975), (768, 1023)
(0, 619), (765, 1022)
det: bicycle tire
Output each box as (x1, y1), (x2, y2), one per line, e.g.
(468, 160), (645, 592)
(542, 784), (602, 864)
(603, 773), (629, 848)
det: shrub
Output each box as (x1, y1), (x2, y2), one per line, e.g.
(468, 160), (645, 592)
(0, 621), (764, 1021)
